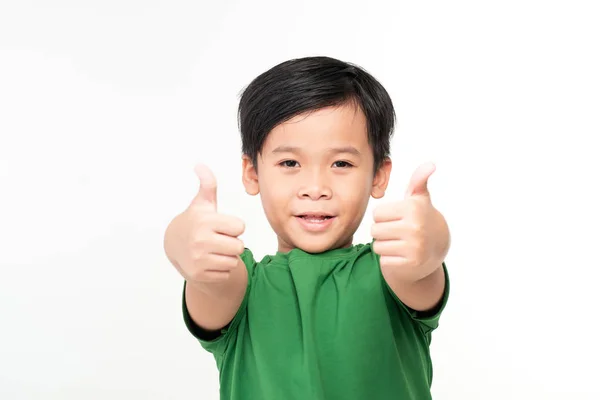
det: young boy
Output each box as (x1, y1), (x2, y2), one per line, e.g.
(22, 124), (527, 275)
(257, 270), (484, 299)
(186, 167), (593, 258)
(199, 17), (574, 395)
(164, 56), (451, 400)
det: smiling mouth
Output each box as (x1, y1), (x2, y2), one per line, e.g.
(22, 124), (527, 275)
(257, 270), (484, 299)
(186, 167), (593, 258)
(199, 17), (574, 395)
(296, 214), (335, 225)
(294, 214), (336, 232)
(296, 214), (335, 222)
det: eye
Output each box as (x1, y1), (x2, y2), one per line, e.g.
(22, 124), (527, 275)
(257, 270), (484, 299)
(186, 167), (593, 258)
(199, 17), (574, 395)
(279, 160), (299, 168)
(333, 160), (353, 168)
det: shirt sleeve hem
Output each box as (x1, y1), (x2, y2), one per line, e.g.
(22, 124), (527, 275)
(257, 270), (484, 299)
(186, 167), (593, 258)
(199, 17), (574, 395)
(181, 249), (254, 354)
(382, 262), (450, 335)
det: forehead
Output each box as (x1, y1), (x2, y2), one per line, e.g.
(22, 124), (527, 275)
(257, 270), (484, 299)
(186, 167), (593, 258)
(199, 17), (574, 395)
(262, 103), (369, 152)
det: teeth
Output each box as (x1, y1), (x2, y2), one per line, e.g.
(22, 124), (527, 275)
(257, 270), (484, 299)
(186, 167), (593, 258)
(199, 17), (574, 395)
(301, 215), (329, 222)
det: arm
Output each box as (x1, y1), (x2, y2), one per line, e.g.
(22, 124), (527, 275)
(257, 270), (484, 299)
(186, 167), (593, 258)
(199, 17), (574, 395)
(164, 164), (248, 334)
(184, 257), (248, 332)
(372, 163), (450, 314)
(381, 262), (445, 313)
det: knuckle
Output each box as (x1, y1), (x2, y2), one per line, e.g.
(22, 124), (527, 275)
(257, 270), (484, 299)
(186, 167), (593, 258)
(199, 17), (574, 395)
(370, 224), (378, 238)
(236, 241), (245, 255)
(191, 234), (211, 251)
(235, 218), (246, 235)
(191, 236), (210, 260)
(190, 248), (207, 261)
(215, 255), (236, 269)
(195, 228), (221, 246)
(372, 241), (382, 254)
(372, 208), (381, 222)
(227, 257), (239, 269)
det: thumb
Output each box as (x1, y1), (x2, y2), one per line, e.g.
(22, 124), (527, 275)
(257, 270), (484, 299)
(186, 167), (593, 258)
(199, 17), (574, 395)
(405, 162), (436, 198)
(191, 163), (217, 212)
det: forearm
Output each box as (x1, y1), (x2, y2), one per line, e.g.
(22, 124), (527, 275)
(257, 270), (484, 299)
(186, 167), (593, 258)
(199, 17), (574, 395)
(165, 163), (248, 333)
(185, 257), (248, 331)
(383, 264), (446, 313)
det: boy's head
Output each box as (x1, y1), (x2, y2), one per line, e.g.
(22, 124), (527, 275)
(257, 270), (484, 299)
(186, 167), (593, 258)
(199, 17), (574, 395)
(238, 56), (396, 254)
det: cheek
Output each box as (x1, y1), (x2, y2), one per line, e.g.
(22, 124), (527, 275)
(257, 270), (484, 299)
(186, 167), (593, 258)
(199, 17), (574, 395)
(258, 174), (292, 212)
(334, 175), (373, 211)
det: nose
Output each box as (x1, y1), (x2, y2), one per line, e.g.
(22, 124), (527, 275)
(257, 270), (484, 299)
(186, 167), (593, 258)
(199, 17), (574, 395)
(297, 170), (332, 200)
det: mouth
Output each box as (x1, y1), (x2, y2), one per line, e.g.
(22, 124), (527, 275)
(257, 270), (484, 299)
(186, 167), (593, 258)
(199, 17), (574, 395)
(294, 213), (336, 232)
(295, 214), (335, 222)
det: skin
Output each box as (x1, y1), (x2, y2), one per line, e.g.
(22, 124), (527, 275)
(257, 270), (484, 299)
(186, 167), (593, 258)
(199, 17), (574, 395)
(372, 162), (450, 311)
(164, 102), (450, 332)
(242, 102), (450, 312)
(241, 103), (391, 254)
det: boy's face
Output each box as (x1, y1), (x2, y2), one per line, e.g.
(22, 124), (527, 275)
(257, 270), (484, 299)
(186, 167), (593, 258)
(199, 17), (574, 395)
(242, 103), (391, 254)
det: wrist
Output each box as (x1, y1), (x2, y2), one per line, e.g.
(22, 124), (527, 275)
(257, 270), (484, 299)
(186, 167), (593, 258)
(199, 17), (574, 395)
(187, 279), (224, 298)
(381, 257), (442, 285)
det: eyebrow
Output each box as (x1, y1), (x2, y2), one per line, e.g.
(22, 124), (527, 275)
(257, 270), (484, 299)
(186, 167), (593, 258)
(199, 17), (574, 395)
(271, 145), (361, 157)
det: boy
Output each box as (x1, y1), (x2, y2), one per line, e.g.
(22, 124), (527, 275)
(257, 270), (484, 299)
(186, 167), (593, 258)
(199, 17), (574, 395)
(164, 56), (451, 400)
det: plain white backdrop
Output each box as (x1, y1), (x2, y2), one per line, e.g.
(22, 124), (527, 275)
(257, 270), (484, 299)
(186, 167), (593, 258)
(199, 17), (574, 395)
(1, 1), (599, 399)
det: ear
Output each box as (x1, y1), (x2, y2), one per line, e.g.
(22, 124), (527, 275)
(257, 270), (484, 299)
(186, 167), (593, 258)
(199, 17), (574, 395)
(371, 157), (392, 199)
(242, 154), (260, 196)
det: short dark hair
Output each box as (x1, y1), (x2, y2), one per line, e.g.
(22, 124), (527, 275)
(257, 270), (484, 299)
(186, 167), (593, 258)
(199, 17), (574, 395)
(238, 56), (396, 170)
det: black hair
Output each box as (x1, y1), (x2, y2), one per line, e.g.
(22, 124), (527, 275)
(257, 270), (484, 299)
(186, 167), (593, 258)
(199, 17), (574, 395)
(238, 56), (396, 170)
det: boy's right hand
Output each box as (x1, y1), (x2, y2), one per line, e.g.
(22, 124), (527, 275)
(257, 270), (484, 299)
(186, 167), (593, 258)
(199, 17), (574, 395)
(166, 164), (246, 289)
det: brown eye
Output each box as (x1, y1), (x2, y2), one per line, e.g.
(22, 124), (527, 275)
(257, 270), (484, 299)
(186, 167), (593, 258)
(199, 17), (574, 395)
(280, 160), (299, 168)
(333, 161), (352, 168)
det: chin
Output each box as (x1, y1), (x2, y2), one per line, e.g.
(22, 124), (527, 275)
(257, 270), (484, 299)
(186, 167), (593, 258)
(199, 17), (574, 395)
(296, 242), (333, 254)
(274, 217), (356, 254)
(289, 235), (345, 254)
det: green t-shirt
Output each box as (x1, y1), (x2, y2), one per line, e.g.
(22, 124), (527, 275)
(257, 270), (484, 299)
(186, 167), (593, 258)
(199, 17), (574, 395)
(182, 243), (449, 400)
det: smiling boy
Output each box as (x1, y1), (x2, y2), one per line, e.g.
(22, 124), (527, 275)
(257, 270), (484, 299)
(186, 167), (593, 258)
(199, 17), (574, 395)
(164, 56), (450, 400)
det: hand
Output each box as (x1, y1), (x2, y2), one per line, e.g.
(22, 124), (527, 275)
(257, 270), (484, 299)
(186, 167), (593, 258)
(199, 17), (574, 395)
(166, 164), (246, 287)
(371, 162), (450, 282)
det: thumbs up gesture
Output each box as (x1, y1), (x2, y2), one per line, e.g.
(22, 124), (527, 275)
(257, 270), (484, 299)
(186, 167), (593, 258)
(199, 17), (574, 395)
(165, 164), (246, 288)
(372, 163), (450, 282)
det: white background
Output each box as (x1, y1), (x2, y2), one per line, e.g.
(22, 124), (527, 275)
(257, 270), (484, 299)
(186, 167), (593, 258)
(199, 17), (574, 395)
(1, 1), (599, 399)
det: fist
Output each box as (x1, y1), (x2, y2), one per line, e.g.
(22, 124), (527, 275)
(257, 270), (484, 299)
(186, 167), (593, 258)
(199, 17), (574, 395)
(371, 163), (449, 282)
(168, 164), (246, 286)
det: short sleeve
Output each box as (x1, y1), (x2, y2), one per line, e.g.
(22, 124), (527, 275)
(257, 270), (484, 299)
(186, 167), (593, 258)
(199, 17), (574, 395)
(383, 262), (450, 336)
(182, 248), (256, 355)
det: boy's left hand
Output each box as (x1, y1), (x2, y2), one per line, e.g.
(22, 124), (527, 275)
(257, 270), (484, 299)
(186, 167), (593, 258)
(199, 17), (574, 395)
(371, 162), (450, 282)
